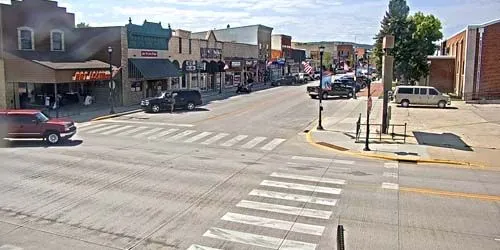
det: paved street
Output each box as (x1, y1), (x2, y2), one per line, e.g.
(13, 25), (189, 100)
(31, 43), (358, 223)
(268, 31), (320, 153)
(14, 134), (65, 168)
(1, 83), (499, 250)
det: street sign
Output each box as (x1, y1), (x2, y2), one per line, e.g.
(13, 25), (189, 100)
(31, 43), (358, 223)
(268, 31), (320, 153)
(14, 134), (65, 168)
(368, 96), (373, 114)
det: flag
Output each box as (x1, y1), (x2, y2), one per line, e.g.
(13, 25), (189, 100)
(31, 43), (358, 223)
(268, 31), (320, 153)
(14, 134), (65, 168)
(343, 62), (349, 71)
(302, 61), (313, 74)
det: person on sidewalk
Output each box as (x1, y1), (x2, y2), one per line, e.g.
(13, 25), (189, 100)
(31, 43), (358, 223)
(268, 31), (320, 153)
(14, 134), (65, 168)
(170, 93), (177, 113)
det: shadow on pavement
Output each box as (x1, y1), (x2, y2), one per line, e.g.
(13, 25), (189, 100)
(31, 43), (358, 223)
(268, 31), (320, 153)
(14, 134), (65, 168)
(413, 131), (472, 151)
(398, 105), (459, 110)
(0, 139), (83, 148)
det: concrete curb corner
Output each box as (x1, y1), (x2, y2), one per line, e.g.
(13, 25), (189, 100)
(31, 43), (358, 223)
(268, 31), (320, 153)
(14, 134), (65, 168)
(90, 109), (142, 121)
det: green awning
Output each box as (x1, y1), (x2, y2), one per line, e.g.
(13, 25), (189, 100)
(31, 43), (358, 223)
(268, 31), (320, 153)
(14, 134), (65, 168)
(129, 59), (180, 79)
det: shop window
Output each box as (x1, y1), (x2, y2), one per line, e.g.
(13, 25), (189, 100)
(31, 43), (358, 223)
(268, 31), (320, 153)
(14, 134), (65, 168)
(50, 29), (64, 51)
(131, 82), (142, 92)
(189, 39), (192, 54)
(178, 37), (182, 53)
(17, 27), (34, 50)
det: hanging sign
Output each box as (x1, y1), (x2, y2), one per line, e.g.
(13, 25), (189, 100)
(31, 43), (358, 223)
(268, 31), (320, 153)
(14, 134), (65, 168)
(72, 70), (111, 81)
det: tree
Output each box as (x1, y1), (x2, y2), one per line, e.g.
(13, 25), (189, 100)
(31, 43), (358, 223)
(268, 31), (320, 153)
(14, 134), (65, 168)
(322, 52), (332, 69)
(76, 22), (90, 28)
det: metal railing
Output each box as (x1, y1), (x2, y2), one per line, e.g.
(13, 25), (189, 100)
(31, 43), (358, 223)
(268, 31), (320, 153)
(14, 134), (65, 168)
(356, 113), (407, 143)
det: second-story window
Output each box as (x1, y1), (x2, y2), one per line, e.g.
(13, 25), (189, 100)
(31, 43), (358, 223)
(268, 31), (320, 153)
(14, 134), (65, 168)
(189, 39), (192, 54)
(50, 30), (64, 51)
(17, 27), (34, 50)
(178, 37), (182, 53)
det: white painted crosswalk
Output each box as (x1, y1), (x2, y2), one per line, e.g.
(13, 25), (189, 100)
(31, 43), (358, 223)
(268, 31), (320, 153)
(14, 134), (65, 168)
(78, 123), (286, 151)
(189, 171), (347, 250)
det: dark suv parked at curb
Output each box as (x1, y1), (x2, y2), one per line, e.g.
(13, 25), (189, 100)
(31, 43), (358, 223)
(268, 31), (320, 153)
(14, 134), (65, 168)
(141, 89), (203, 113)
(0, 109), (76, 145)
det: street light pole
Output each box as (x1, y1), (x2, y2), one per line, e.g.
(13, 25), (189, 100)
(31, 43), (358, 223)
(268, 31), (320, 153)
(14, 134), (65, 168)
(364, 53), (371, 151)
(219, 53), (223, 94)
(317, 46), (325, 130)
(108, 46), (115, 114)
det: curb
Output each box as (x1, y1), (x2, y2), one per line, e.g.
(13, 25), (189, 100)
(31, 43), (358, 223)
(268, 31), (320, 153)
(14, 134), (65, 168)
(90, 109), (142, 121)
(305, 128), (487, 169)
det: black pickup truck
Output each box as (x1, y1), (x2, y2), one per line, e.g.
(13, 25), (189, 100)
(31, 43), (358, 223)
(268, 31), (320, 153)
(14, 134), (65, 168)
(307, 82), (354, 99)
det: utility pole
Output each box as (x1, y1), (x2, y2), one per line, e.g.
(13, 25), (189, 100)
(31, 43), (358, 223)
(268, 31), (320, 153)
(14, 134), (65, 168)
(381, 35), (395, 133)
(317, 46), (325, 130)
(364, 52), (371, 151)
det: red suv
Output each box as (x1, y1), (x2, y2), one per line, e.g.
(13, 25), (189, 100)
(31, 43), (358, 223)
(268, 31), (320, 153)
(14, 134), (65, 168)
(0, 109), (77, 145)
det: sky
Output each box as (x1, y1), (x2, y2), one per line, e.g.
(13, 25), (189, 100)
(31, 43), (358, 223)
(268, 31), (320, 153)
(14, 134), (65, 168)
(3, 0), (500, 44)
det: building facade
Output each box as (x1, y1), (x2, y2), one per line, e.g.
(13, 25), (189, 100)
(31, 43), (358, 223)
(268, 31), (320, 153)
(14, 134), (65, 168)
(440, 19), (500, 101)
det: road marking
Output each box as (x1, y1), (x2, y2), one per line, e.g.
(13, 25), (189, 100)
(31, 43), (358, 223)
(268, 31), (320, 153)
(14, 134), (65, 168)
(133, 127), (164, 138)
(203, 227), (316, 250)
(75, 122), (93, 128)
(86, 125), (120, 134)
(100, 125), (133, 135)
(102, 119), (195, 127)
(77, 123), (109, 132)
(148, 128), (179, 140)
(400, 187), (500, 202)
(221, 212), (325, 236)
(200, 133), (229, 145)
(270, 172), (346, 185)
(384, 162), (399, 169)
(0, 245), (23, 250)
(186, 245), (221, 250)
(494, 238), (500, 241)
(241, 136), (267, 149)
(383, 172), (398, 178)
(249, 189), (338, 206)
(333, 159), (355, 165)
(115, 126), (148, 136)
(236, 200), (332, 219)
(184, 132), (213, 143)
(260, 180), (342, 195)
(221, 135), (248, 147)
(166, 130), (197, 141)
(260, 138), (286, 151)
(382, 182), (399, 190)
(291, 155), (331, 163)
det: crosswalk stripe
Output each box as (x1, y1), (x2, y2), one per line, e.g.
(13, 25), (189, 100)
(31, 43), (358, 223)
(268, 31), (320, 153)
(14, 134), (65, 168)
(203, 227), (316, 250)
(292, 155), (331, 162)
(186, 245), (221, 250)
(100, 125), (133, 135)
(148, 128), (179, 140)
(382, 182), (399, 190)
(260, 138), (286, 151)
(86, 125), (120, 134)
(75, 122), (93, 129)
(77, 123), (108, 132)
(115, 126), (148, 136)
(384, 162), (399, 169)
(249, 189), (338, 206)
(220, 135), (248, 147)
(236, 200), (332, 219)
(241, 136), (267, 149)
(133, 127), (164, 138)
(184, 132), (213, 143)
(200, 133), (229, 145)
(270, 172), (346, 185)
(221, 212), (325, 236)
(166, 130), (197, 141)
(260, 180), (342, 195)
(334, 159), (355, 165)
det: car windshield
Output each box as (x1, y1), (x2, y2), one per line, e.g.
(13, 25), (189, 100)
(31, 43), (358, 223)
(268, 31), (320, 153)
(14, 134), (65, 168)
(35, 112), (49, 122)
(156, 92), (170, 98)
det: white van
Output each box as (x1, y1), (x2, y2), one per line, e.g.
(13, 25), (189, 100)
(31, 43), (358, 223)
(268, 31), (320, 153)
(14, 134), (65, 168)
(392, 86), (451, 108)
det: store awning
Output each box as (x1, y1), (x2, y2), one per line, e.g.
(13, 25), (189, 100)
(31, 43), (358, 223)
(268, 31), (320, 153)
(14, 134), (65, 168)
(129, 59), (180, 80)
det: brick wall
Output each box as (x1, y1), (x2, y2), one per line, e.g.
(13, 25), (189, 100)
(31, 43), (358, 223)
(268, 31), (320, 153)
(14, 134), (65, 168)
(479, 22), (500, 94)
(444, 30), (466, 95)
(428, 58), (455, 93)
(222, 42), (258, 59)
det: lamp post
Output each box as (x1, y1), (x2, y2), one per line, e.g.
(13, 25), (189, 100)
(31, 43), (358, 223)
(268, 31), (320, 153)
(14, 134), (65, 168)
(219, 53), (223, 94)
(107, 46), (115, 114)
(317, 45), (325, 130)
(364, 52), (371, 151)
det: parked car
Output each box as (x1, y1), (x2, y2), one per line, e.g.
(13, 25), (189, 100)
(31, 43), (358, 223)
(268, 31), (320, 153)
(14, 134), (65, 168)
(307, 82), (354, 99)
(312, 71), (321, 80)
(391, 86), (451, 108)
(272, 75), (297, 86)
(0, 109), (76, 144)
(336, 78), (361, 93)
(141, 89), (202, 113)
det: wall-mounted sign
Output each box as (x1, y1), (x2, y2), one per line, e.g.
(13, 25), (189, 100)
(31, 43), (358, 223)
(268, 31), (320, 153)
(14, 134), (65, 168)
(200, 48), (222, 59)
(141, 51), (158, 57)
(72, 70), (111, 81)
(231, 61), (241, 68)
(245, 60), (258, 67)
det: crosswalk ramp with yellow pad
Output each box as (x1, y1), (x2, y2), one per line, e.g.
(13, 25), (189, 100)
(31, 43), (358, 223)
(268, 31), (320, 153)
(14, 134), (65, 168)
(188, 171), (346, 250)
(76, 123), (286, 151)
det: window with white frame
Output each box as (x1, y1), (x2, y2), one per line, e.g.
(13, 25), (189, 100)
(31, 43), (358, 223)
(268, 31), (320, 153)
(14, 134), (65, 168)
(17, 27), (34, 50)
(50, 29), (64, 51)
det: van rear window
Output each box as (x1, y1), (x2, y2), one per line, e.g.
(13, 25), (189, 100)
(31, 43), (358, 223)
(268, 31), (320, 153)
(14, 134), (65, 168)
(397, 88), (413, 94)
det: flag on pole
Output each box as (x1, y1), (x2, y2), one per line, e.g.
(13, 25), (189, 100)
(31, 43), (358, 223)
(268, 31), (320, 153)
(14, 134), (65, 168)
(302, 61), (313, 74)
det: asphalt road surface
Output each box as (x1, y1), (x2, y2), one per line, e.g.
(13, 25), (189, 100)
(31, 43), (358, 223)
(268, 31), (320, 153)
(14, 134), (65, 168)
(1, 83), (499, 250)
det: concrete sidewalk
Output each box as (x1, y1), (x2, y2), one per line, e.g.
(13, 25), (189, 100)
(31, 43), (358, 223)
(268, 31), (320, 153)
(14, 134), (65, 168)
(309, 98), (500, 169)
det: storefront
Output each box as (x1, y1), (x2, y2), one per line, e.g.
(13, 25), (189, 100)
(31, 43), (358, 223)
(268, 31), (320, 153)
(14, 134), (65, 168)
(128, 58), (181, 100)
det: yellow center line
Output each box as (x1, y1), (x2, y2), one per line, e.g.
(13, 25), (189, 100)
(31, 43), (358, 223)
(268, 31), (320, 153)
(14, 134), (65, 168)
(400, 187), (500, 202)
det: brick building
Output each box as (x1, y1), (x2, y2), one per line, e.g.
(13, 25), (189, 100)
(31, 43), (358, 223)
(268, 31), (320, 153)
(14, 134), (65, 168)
(422, 56), (455, 94)
(440, 18), (500, 101)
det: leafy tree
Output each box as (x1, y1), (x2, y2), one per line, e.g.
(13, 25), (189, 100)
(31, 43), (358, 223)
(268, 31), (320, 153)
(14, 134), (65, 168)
(322, 52), (332, 69)
(76, 22), (90, 28)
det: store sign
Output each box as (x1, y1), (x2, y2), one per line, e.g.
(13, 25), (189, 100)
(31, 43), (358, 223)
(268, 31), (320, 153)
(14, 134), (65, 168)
(200, 48), (222, 59)
(141, 50), (158, 57)
(231, 61), (241, 68)
(245, 60), (258, 67)
(72, 70), (111, 81)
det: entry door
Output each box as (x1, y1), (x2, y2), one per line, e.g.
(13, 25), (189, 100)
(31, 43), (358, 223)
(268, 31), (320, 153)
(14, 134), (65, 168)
(427, 88), (440, 105)
(174, 92), (187, 107)
(417, 88), (428, 104)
